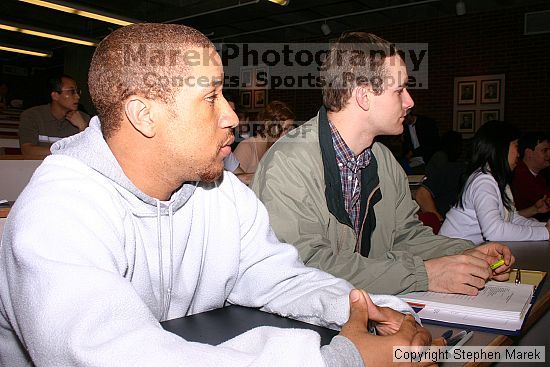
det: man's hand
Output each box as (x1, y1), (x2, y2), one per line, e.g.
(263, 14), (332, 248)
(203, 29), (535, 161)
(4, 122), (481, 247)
(340, 289), (434, 366)
(65, 111), (88, 131)
(463, 242), (515, 281)
(533, 195), (550, 214)
(425, 254), (492, 295)
(360, 289), (404, 335)
(518, 195), (550, 218)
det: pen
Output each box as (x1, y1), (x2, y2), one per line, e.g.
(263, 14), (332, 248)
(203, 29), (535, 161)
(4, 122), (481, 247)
(490, 258), (505, 270)
(450, 330), (474, 350)
(441, 329), (453, 343)
(515, 268), (521, 284)
(446, 330), (467, 346)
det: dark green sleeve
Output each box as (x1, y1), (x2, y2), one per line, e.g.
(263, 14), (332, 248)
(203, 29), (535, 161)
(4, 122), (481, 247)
(253, 147), (432, 295)
(18, 109), (40, 145)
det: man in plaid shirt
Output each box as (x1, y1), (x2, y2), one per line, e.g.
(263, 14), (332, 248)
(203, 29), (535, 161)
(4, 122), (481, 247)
(252, 32), (514, 295)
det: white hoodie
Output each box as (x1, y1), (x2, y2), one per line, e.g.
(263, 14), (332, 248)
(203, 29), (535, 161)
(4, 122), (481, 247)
(0, 117), (416, 366)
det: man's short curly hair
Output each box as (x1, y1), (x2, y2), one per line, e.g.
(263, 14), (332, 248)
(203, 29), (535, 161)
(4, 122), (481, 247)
(88, 23), (214, 138)
(321, 32), (397, 112)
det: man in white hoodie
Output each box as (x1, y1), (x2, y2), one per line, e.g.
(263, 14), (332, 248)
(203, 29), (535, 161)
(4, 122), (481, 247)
(0, 24), (433, 367)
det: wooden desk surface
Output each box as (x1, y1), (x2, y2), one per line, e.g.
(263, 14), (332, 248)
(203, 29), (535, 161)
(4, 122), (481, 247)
(0, 119), (20, 125)
(0, 155), (44, 160)
(0, 201), (14, 218)
(0, 208), (9, 218)
(0, 123), (18, 132)
(0, 132), (18, 138)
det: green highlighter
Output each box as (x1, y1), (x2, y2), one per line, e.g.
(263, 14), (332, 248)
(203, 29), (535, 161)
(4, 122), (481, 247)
(490, 258), (505, 270)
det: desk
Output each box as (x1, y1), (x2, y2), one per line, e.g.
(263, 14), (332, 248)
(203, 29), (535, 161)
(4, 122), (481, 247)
(0, 119), (20, 125)
(162, 305), (338, 346)
(162, 241), (549, 367)
(0, 201), (13, 218)
(0, 158), (43, 201)
(422, 241), (550, 367)
(0, 137), (19, 148)
(0, 118), (20, 134)
(0, 123), (18, 132)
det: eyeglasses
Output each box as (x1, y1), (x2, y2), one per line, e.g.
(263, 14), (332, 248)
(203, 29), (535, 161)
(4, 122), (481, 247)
(57, 88), (81, 96)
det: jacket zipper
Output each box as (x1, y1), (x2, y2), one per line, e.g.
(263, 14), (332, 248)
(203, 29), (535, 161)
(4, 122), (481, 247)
(355, 184), (380, 253)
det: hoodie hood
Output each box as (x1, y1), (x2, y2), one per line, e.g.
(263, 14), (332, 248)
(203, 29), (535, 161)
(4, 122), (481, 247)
(50, 116), (197, 320)
(50, 116), (195, 216)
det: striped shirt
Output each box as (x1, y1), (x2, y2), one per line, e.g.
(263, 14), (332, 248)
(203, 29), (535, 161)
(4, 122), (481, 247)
(329, 120), (372, 235)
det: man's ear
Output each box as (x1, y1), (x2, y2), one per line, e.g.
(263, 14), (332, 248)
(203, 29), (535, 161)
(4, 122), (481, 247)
(51, 91), (59, 103)
(355, 86), (370, 111)
(124, 97), (156, 138)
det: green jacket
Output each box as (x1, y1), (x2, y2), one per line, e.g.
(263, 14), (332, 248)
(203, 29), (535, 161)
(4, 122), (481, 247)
(252, 111), (473, 294)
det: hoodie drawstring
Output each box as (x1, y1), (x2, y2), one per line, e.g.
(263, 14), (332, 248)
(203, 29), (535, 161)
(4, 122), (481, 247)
(155, 199), (175, 321)
(155, 200), (165, 320)
(165, 203), (175, 320)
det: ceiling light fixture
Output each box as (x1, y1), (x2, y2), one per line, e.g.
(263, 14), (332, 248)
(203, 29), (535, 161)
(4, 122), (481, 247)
(19, 0), (138, 26)
(165, 0), (260, 23)
(268, 0), (289, 5)
(0, 21), (98, 46)
(0, 43), (52, 57)
(321, 22), (331, 36)
(214, 0), (440, 40)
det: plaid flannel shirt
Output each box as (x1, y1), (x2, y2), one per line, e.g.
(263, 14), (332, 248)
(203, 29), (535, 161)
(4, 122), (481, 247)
(329, 121), (372, 235)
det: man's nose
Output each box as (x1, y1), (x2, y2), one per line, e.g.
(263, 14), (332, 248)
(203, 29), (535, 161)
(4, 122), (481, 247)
(403, 89), (414, 109)
(222, 105), (239, 129)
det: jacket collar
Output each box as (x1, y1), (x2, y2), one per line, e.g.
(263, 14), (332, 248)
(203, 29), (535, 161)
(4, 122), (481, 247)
(318, 106), (352, 228)
(318, 107), (381, 256)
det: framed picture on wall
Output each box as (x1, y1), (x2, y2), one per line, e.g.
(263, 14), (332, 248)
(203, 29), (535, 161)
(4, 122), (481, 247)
(240, 91), (252, 108)
(240, 68), (253, 88)
(457, 111), (475, 132)
(253, 90), (266, 108)
(457, 81), (476, 104)
(481, 110), (500, 124)
(481, 80), (501, 103)
(453, 74), (505, 136)
(254, 66), (268, 89)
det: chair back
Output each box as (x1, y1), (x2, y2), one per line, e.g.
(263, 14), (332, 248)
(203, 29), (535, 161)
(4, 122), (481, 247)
(0, 156), (43, 201)
(417, 212), (442, 234)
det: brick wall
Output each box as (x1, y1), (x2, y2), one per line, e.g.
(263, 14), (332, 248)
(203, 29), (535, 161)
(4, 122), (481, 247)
(268, 4), (550, 133)
(269, 89), (321, 123)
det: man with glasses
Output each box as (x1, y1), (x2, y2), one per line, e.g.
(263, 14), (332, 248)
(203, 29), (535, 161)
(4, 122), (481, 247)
(18, 74), (90, 156)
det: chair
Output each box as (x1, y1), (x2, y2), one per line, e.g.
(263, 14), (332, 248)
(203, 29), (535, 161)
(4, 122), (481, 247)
(417, 212), (442, 234)
(0, 156), (43, 201)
